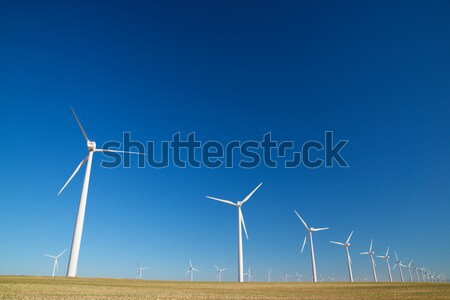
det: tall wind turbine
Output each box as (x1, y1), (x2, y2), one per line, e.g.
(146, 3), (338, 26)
(283, 271), (290, 282)
(206, 182), (262, 282)
(360, 240), (377, 282)
(135, 261), (151, 280)
(413, 265), (421, 282)
(294, 210), (329, 282)
(330, 231), (354, 282)
(58, 108), (142, 277)
(376, 246), (393, 282)
(43, 249), (67, 277)
(406, 260), (414, 282)
(185, 259), (199, 281)
(214, 265), (226, 282)
(393, 251), (406, 282)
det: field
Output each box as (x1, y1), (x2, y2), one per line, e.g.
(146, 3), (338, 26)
(0, 276), (449, 300)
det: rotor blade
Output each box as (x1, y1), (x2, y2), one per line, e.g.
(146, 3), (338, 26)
(56, 249), (67, 258)
(241, 182), (263, 204)
(193, 268), (199, 272)
(330, 241), (345, 246)
(395, 251), (399, 261)
(206, 196), (237, 206)
(301, 234), (307, 253)
(376, 255), (385, 259)
(346, 231), (354, 244)
(189, 260), (193, 268)
(185, 270), (190, 276)
(240, 208), (249, 240)
(71, 107), (89, 142)
(400, 263), (407, 268)
(408, 260), (414, 267)
(386, 246), (390, 257)
(294, 210), (309, 230)
(135, 261), (140, 268)
(214, 265), (219, 271)
(58, 155), (89, 196)
(360, 252), (369, 255)
(43, 254), (56, 258)
(393, 264), (397, 270)
(369, 240), (373, 252)
(142, 267), (151, 270)
(95, 149), (145, 155)
(312, 227), (329, 231)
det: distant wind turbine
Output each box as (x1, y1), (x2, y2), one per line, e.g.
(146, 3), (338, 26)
(135, 261), (151, 280)
(214, 265), (226, 282)
(58, 108), (142, 277)
(244, 266), (253, 282)
(393, 251), (406, 282)
(283, 271), (290, 282)
(360, 240), (377, 282)
(294, 210), (329, 282)
(413, 264), (421, 282)
(330, 231), (354, 282)
(206, 182), (262, 282)
(185, 259), (199, 281)
(296, 272), (303, 282)
(376, 246), (393, 282)
(268, 268), (272, 282)
(407, 260), (414, 282)
(43, 249), (67, 277)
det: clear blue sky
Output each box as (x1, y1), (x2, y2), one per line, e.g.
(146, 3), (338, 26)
(0, 1), (449, 281)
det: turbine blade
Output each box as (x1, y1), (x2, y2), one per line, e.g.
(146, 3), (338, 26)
(301, 234), (307, 253)
(369, 240), (373, 252)
(135, 261), (140, 268)
(393, 264), (397, 270)
(386, 246), (390, 257)
(189, 260), (193, 268)
(395, 251), (399, 261)
(346, 231), (354, 244)
(58, 155), (89, 195)
(360, 252), (369, 255)
(294, 210), (309, 230)
(330, 241), (345, 246)
(95, 149), (145, 155)
(240, 208), (249, 240)
(185, 270), (190, 276)
(312, 227), (329, 231)
(71, 107), (89, 142)
(214, 265), (219, 271)
(241, 182), (263, 204)
(56, 249), (67, 258)
(43, 254), (56, 258)
(193, 268), (199, 272)
(206, 196), (237, 206)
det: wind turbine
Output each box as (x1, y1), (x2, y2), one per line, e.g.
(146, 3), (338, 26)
(268, 268), (272, 282)
(295, 272), (303, 282)
(283, 271), (290, 282)
(406, 260), (414, 282)
(214, 265), (226, 282)
(206, 182), (262, 282)
(393, 251), (406, 282)
(185, 259), (199, 281)
(328, 276), (336, 281)
(376, 246), (392, 282)
(135, 261), (151, 280)
(360, 240), (377, 282)
(294, 210), (329, 282)
(58, 108), (142, 277)
(330, 231), (354, 282)
(43, 249), (67, 277)
(244, 266), (253, 282)
(413, 265), (421, 282)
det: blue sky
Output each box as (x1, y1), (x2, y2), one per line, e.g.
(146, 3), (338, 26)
(0, 1), (449, 281)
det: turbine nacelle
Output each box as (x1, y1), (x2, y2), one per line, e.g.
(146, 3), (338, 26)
(87, 140), (96, 151)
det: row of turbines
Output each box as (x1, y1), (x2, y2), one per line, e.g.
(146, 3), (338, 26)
(51, 109), (446, 283)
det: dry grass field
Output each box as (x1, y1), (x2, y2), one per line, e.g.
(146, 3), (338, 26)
(0, 276), (449, 300)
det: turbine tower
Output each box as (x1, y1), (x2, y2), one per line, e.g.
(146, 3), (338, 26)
(43, 249), (67, 277)
(185, 259), (199, 281)
(393, 251), (406, 282)
(135, 261), (151, 280)
(360, 240), (377, 282)
(294, 210), (329, 282)
(268, 268), (272, 282)
(376, 246), (393, 282)
(413, 264), (421, 282)
(58, 108), (141, 277)
(330, 231), (354, 282)
(206, 182), (262, 282)
(214, 265), (226, 282)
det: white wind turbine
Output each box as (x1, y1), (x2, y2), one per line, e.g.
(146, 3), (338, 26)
(406, 260), (414, 282)
(214, 265), (226, 282)
(43, 249), (67, 277)
(360, 240), (377, 282)
(244, 266), (253, 282)
(296, 272), (303, 282)
(185, 259), (199, 281)
(330, 231), (354, 282)
(283, 271), (290, 282)
(376, 246), (393, 282)
(58, 108), (142, 277)
(206, 182), (262, 282)
(413, 264), (421, 282)
(268, 268), (272, 282)
(294, 210), (329, 282)
(135, 261), (151, 280)
(393, 251), (406, 282)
